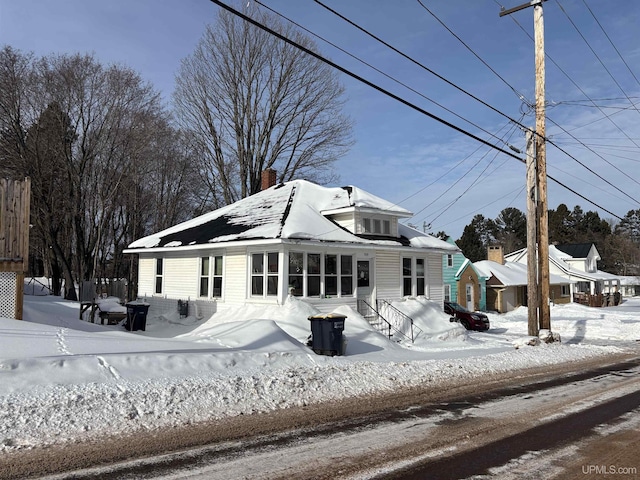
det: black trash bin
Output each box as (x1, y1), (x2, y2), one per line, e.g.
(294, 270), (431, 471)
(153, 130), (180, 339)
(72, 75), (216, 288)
(308, 313), (347, 356)
(125, 301), (150, 331)
(177, 299), (188, 318)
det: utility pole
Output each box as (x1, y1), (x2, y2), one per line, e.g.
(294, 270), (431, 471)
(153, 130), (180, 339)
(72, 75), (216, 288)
(525, 129), (538, 336)
(500, 0), (551, 334)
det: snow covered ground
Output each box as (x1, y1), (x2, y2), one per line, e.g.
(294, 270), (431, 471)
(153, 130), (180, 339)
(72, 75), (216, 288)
(1, 283), (639, 453)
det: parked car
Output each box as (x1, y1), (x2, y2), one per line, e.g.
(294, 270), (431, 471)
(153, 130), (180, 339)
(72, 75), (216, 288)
(444, 301), (490, 331)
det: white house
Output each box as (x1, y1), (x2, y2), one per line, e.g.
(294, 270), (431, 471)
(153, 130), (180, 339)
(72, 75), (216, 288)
(619, 276), (640, 297)
(504, 243), (621, 306)
(124, 177), (459, 320)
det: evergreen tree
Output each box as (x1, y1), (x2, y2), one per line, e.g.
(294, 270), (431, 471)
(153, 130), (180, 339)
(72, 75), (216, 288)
(494, 207), (526, 253)
(456, 214), (495, 262)
(548, 204), (573, 244)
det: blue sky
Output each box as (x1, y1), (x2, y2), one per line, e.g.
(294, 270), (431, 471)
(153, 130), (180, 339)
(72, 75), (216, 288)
(2, 0), (639, 240)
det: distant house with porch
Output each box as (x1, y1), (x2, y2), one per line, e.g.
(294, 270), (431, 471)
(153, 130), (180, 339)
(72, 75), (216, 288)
(504, 243), (621, 307)
(124, 175), (459, 322)
(619, 276), (640, 297)
(442, 237), (487, 312)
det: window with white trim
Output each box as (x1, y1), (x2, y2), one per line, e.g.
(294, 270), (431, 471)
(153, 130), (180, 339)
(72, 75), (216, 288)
(288, 252), (354, 297)
(289, 252), (303, 296)
(446, 254), (453, 268)
(199, 257), (209, 297)
(402, 257), (412, 297)
(266, 252), (278, 295)
(155, 258), (163, 294)
(416, 258), (425, 295)
(325, 254), (338, 296)
(213, 256), (223, 297)
(403, 257), (428, 297)
(252, 252), (279, 297)
(340, 255), (354, 296)
(561, 284), (570, 297)
(362, 217), (392, 236)
(444, 284), (451, 302)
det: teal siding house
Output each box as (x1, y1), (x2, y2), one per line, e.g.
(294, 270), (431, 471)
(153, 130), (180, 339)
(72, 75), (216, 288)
(442, 237), (487, 312)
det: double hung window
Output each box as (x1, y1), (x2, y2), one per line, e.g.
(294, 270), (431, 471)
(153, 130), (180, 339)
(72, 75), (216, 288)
(155, 258), (163, 294)
(252, 252), (279, 297)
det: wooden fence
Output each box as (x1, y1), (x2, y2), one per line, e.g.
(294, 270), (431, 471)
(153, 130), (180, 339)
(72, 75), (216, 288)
(0, 178), (31, 319)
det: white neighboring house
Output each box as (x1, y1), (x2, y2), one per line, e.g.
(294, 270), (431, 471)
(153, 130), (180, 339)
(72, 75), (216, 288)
(619, 276), (640, 297)
(504, 243), (620, 305)
(124, 177), (459, 320)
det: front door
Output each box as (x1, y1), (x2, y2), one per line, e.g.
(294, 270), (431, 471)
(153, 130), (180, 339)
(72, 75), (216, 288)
(356, 258), (375, 320)
(466, 283), (474, 311)
(357, 259), (373, 302)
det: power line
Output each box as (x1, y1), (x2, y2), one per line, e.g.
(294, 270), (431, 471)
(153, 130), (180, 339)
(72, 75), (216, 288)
(314, 0), (636, 209)
(407, 120), (518, 219)
(210, 0), (525, 162)
(582, 0), (640, 90)
(415, 0), (531, 107)
(208, 0), (623, 221)
(557, 0), (640, 117)
(313, 0), (535, 138)
(500, 0), (640, 190)
(417, 122), (522, 224)
(253, 0), (514, 150)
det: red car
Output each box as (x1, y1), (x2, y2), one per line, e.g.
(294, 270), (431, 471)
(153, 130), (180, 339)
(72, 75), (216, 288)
(444, 301), (490, 331)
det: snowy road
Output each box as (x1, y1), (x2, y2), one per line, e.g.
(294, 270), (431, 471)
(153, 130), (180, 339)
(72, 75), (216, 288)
(35, 354), (640, 480)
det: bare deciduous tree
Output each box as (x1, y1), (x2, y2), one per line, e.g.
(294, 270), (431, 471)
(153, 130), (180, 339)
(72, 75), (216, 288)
(1, 46), (204, 298)
(173, 4), (352, 205)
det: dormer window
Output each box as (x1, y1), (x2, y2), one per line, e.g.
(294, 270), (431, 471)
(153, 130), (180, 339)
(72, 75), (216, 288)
(362, 217), (391, 235)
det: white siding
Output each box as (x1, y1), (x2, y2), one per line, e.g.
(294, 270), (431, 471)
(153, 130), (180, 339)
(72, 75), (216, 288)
(164, 254), (198, 299)
(427, 252), (444, 304)
(223, 247), (248, 304)
(328, 212), (356, 233)
(375, 250), (402, 300)
(137, 255), (155, 298)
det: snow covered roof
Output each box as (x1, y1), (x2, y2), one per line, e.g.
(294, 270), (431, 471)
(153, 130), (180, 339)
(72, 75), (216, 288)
(474, 260), (573, 287)
(619, 276), (640, 286)
(505, 245), (619, 283)
(126, 180), (458, 253)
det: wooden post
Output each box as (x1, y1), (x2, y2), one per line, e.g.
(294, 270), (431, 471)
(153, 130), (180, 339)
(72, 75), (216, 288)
(534, 2), (551, 331)
(525, 130), (538, 336)
(0, 178), (31, 320)
(501, 0), (551, 334)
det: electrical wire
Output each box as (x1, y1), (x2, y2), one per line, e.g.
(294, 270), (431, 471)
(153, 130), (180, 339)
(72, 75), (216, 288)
(253, 0), (514, 149)
(313, 0), (535, 139)
(499, 0), (640, 191)
(416, 0), (532, 107)
(557, 0), (640, 116)
(314, 0), (635, 210)
(582, 0), (640, 89)
(209, 0), (624, 221)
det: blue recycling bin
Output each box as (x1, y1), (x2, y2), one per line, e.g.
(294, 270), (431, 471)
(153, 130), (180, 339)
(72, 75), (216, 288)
(125, 301), (150, 331)
(308, 313), (347, 356)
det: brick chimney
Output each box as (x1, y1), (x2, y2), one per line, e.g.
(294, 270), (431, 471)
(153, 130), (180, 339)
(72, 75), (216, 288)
(261, 168), (277, 191)
(488, 245), (504, 265)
